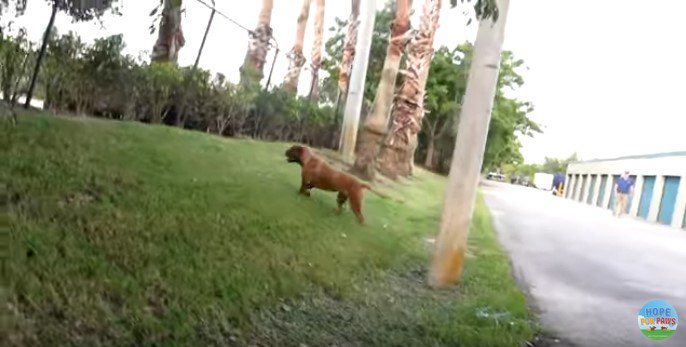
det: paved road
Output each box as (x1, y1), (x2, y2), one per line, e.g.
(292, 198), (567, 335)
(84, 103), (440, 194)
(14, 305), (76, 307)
(481, 180), (686, 347)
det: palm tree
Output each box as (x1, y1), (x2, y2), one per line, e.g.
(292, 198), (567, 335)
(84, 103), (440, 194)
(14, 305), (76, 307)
(377, 0), (441, 178)
(308, 0), (326, 100)
(409, 0), (442, 174)
(240, 0), (274, 87)
(338, 0), (361, 96)
(282, 0), (312, 93)
(151, 0), (185, 63)
(351, 0), (412, 181)
(430, 0), (508, 289)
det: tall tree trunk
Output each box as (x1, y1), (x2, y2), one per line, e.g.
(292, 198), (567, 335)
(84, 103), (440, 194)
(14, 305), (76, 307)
(424, 127), (436, 168)
(377, 0), (441, 179)
(429, 0), (510, 288)
(282, 0), (312, 93)
(24, 2), (57, 109)
(351, 0), (412, 181)
(338, 0), (361, 96)
(151, 0), (186, 64)
(408, 0), (441, 176)
(308, 0), (326, 101)
(240, 0), (274, 88)
(337, 0), (376, 162)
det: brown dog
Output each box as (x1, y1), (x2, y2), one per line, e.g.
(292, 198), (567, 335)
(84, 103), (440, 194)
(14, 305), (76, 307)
(285, 144), (387, 225)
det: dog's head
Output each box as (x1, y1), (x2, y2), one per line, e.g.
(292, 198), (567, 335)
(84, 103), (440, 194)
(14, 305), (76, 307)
(285, 145), (307, 165)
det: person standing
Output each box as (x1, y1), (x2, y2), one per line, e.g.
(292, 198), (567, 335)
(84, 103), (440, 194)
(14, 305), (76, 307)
(614, 170), (635, 217)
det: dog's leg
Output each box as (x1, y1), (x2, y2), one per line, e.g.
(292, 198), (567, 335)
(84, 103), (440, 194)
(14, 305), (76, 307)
(336, 192), (348, 214)
(349, 191), (365, 225)
(299, 176), (311, 197)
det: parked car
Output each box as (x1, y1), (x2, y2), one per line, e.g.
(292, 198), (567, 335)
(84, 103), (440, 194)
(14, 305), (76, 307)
(487, 172), (505, 181)
(511, 175), (534, 187)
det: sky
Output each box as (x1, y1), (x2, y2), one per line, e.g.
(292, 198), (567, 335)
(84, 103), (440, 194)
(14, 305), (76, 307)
(2, 0), (685, 164)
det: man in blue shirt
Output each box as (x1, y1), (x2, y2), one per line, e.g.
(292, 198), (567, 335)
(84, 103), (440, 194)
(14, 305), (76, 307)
(614, 170), (635, 217)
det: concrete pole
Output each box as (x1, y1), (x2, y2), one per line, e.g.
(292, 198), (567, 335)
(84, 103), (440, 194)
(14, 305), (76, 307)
(338, 0), (376, 162)
(428, 0), (510, 288)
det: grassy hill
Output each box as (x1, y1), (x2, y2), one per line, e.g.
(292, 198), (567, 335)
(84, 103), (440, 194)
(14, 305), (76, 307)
(2, 112), (539, 346)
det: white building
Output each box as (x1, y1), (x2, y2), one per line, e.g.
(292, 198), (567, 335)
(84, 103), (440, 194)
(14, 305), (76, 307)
(565, 151), (686, 229)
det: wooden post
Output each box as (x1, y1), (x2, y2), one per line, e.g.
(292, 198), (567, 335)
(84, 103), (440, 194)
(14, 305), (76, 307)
(429, 0), (510, 288)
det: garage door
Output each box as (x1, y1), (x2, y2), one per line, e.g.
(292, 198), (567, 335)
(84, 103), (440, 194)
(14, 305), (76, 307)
(626, 175), (637, 213)
(579, 175), (587, 202)
(657, 176), (681, 225)
(587, 175), (597, 204)
(608, 175), (619, 210)
(597, 175), (608, 207)
(638, 176), (655, 219)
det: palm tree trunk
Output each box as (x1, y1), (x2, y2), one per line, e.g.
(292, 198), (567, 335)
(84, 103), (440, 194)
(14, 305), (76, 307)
(308, 0), (326, 101)
(240, 0), (274, 88)
(338, 0), (361, 96)
(377, 0), (441, 179)
(429, 0), (510, 288)
(351, 0), (412, 181)
(424, 126), (436, 168)
(24, 2), (57, 109)
(283, 0), (312, 93)
(151, 0), (186, 64)
(408, 0), (441, 175)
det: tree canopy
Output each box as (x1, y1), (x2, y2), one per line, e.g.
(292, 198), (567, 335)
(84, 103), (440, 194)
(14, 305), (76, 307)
(321, 3), (540, 173)
(1, 0), (121, 21)
(540, 153), (579, 174)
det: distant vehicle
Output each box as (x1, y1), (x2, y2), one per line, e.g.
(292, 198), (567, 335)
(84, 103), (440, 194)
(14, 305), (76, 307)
(510, 175), (533, 187)
(486, 172), (505, 181)
(533, 172), (554, 190)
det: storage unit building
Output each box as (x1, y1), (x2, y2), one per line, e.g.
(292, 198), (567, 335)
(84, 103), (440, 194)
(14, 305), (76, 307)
(565, 151), (686, 229)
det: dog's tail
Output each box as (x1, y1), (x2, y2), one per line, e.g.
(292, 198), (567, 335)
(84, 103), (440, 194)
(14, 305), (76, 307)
(361, 183), (393, 200)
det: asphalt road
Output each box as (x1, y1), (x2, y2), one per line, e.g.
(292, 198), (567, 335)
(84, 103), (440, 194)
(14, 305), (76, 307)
(481, 180), (686, 347)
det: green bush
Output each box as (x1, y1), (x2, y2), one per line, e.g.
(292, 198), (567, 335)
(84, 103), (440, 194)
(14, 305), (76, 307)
(8, 32), (341, 150)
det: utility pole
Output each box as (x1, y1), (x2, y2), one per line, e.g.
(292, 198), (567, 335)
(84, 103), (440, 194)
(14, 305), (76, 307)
(193, 0), (216, 70)
(338, 0), (375, 162)
(429, 0), (510, 288)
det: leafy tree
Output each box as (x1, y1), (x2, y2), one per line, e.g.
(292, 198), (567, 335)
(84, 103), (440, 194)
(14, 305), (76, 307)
(320, 1), (395, 106)
(418, 47), (464, 169)
(0, 29), (31, 103)
(449, 0), (500, 22)
(482, 49), (541, 171)
(541, 153), (578, 174)
(21, 0), (122, 109)
(413, 42), (540, 174)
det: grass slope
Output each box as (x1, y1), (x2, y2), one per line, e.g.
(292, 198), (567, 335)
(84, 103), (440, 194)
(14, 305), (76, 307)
(2, 112), (538, 346)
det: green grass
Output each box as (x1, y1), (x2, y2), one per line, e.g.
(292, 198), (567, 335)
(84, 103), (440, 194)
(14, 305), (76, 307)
(2, 112), (539, 346)
(641, 329), (675, 340)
